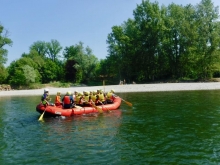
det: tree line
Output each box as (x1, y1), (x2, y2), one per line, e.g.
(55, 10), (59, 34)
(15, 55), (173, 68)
(0, 0), (220, 88)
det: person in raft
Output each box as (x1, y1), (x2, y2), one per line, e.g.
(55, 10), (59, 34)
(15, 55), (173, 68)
(82, 91), (92, 106)
(75, 92), (84, 106)
(54, 91), (62, 106)
(62, 91), (75, 109)
(106, 89), (116, 104)
(41, 88), (51, 107)
(97, 89), (106, 105)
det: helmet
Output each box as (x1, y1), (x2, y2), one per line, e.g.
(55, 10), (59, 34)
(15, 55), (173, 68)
(44, 88), (49, 93)
(66, 91), (71, 95)
(78, 92), (82, 96)
(93, 91), (97, 94)
(74, 90), (78, 93)
(57, 91), (61, 95)
(111, 89), (115, 93)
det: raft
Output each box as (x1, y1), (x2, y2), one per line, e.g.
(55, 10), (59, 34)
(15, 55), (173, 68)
(36, 97), (121, 117)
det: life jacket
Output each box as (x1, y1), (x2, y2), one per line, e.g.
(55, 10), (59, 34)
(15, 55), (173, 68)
(84, 95), (90, 104)
(75, 96), (82, 104)
(55, 95), (61, 103)
(91, 94), (97, 102)
(63, 95), (71, 104)
(55, 95), (62, 106)
(98, 93), (105, 102)
(41, 94), (49, 105)
(107, 92), (113, 100)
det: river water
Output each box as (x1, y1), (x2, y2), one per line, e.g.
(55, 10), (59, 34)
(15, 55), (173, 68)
(1, 90), (220, 164)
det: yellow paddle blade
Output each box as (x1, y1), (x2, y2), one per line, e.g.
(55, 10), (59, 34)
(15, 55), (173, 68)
(125, 101), (132, 107)
(92, 104), (103, 113)
(122, 99), (132, 107)
(38, 111), (45, 121)
(97, 106), (103, 113)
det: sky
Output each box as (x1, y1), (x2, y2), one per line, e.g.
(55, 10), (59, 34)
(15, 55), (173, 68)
(0, 0), (220, 66)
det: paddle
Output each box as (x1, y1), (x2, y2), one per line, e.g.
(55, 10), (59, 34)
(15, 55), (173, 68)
(91, 102), (103, 113)
(115, 95), (132, 107)
(121, 98), (132, 107)
(98, 100), (111, 112)
(38, 107), (47, 121)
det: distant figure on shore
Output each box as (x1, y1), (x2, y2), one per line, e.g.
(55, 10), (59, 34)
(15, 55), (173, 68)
(123, 79), (126, 85)
(133, 81), (136, 84)
(119, 80), (123, 85)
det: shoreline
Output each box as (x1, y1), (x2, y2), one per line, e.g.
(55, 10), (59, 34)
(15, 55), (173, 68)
(1, 82), (220, 97)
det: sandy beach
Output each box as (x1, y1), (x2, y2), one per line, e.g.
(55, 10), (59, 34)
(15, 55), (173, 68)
(1, 82), (220, 97)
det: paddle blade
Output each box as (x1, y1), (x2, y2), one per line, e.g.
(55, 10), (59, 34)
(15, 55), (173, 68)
(97, 106), (103, 113)
(38, 111), (45, 121)
(125, 101), (132, 107)
(121, 99), (132, 107)
(92, 104), (103, 113)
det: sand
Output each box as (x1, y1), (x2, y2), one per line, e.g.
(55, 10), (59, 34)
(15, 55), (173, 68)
(1, 82), (220, 97)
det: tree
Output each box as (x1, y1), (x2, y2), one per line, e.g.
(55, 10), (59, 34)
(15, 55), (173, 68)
(0, 64), (8, 83)
(22, 65), (37, 85)
(63, 42), (99, 83)
(29, 41), (48, 57)
(194, 0), (220, 79)
(64, 59), (77, 82)
(7, 57), (41, 86)
(41, 59), (61, 83)
(46, 39), (62, 62)
(0, 24), (13, 65)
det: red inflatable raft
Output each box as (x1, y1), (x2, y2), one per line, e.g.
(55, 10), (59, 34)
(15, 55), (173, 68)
(36, 97), (121, 117)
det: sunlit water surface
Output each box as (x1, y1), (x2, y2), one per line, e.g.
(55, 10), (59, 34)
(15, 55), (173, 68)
(1, 90), (220, 164)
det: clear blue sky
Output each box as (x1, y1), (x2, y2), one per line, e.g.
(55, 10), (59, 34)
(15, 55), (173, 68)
(0, 0), (219, 66)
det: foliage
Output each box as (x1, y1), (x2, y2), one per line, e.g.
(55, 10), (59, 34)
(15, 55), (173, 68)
(29, 39), (62, 62)
(22, 65), (37, 85)
(0, 24), (12, 65)
(2, 0), (220, 87)
(0, 64), (8, 83)
(63, 42), (99, 83)
(104, 0), (220, 83)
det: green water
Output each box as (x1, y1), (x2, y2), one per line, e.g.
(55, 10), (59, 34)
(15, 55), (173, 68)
(1, 90), (220, 164)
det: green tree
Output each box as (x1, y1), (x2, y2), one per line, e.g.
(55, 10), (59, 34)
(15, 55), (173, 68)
(46, 39), (62, 62)
(0, 24), (13, 65)
(63, 42), (99, 83)
(29, 41), (48, 57)
(7, 57), (41, 86)
(194, 0), (220, 79)
(22, 65), (37, 85)
(41, 59), (61, 83)
(0, 64), (8, 83)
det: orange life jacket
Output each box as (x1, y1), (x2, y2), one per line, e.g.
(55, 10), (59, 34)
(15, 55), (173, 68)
(55, 95), (61, 104)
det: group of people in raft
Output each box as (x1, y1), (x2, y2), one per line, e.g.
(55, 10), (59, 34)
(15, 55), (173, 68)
(41, 88), (116, 109)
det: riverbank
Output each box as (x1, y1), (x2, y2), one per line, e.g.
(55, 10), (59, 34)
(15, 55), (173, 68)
(1, 82), (220, 97)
